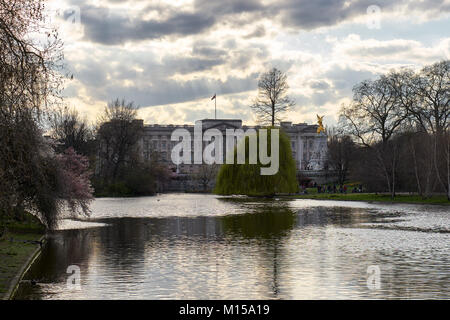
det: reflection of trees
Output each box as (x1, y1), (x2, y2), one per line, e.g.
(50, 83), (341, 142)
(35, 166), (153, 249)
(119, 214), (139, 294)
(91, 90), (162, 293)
(25, 229), (95, 282)
(15, 197), (450, 299)
(14, 228), (96, 299)
(220, 203), (295, 239)
(295, 206), (401, 228)
(219, 199), (296, 297)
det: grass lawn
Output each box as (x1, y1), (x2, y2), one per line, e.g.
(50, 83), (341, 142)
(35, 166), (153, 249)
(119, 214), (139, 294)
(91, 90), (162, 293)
(0, 214), (45, 299)
(286, 192), (450, 205)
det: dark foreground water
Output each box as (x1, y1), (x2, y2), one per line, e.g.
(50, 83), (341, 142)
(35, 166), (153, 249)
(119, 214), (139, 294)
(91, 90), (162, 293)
(15, 194), (450, 299)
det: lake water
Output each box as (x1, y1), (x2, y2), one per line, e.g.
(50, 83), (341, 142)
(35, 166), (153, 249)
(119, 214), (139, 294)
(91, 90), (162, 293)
(15, 194), (450, 299)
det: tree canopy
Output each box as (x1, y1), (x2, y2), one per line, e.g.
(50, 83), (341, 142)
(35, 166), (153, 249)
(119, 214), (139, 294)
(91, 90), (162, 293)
(214, 128), (298, 196)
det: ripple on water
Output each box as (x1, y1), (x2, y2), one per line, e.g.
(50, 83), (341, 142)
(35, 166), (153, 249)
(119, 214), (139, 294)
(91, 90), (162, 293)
(14, 194), (450, 300)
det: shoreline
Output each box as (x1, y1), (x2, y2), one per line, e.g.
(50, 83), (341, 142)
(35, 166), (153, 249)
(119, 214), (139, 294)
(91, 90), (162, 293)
(281, 193), (450, 206)
(0, 215), (46, 300)
(92, 192), (450, 206)
(2, 235), (45, 300)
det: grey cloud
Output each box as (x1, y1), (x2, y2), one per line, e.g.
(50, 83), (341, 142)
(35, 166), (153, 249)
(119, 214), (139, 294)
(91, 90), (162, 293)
(192, 45), (228, 58)
(80, 69), (259, 107)
(290, 65), (378, 109)
(279, 0), (354, 30)
(345, 43), (415, 57)
(161, 56), (226, 74)
(309, 80), (330, 90)
(253, 0), (449, 31)
(193, 0), (265, 16)
(62, 0), (449, 119)
(73, 60), (109, 87)
(244, 25), (266, 39)
(325, 66), (377, 90)
(78, 0), (265, 45)
(73, 0), (450, 45)
(223, 39), (237, 49)
(81, 5), (215, 45)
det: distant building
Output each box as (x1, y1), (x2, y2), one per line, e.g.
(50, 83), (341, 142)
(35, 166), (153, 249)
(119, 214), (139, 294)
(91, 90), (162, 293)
(138, 119), (328, 174)
(96, 118), (329, 190)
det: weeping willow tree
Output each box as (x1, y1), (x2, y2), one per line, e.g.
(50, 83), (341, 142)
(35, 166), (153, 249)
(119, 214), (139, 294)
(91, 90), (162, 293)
(214, 128), (298, 196)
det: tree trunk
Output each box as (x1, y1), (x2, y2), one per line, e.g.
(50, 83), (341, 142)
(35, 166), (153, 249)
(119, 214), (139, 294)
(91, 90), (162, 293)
(271, 105), (275, 127)
(391, 144), (397, 200)
(409, 139), (422, 197)
(424, 136), (435, 198)
(376, 148), (391, 195)
(433, 133), (447, 198)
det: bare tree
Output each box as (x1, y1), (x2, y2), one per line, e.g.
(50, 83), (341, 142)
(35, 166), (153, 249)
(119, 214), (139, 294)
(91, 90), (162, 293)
(0, 0), (63, 117)
(411, 60), (449, 135)
(195, 164), (219, 192)
(391, 61), (450, 199)
(326, 128), (356, 187)
(99, 98), (139, 123)
(444, 132), (450, 200)
(341, 75), (408, 198)
(49, 106), (95, 156)
(414, 61), (450, 199)
(403, 130), (436, 197)
(96, 99), (143, 182)
(251, 68), (295, 126)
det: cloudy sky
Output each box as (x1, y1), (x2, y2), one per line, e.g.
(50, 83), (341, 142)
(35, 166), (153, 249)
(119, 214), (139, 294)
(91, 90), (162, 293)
(47, 0), (450, 127)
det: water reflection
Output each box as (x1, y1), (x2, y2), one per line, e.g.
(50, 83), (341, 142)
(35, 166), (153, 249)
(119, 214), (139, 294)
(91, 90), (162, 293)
(14, 194), (450, 299)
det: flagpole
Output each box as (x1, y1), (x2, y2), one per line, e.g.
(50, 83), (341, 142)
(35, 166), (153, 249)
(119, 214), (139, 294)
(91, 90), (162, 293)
(215, 95), (217, 119)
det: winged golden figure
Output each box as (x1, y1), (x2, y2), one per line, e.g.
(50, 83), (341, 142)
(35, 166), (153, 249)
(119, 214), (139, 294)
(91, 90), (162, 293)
(317, 115), (325, 134)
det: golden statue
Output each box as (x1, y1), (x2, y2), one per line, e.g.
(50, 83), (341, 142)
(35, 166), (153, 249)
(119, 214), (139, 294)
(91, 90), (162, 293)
(317, 115), (325, 134)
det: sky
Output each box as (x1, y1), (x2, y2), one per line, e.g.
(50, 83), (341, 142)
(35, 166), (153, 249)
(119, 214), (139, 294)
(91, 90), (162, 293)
(46, 0), (450, 127)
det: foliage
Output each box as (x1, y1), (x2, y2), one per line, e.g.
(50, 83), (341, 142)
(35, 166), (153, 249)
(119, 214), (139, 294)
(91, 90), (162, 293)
(93, 98), (172, 197)
(326, 128), (356, 187)
(93, 162), (171, 197)
(220, 200), (296, 238)
(214, 128), (299, 196)
(288, 193), (449, 205)
(56, 148), (94, 216)
(340, 60), (449, 200)
(0, 1), (94, 229)
(0, 225), (44, 297)
(195, 164), (219, 192)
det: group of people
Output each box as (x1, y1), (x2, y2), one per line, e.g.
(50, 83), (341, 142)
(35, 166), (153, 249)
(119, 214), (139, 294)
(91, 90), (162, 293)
(301, 183), (364, 194)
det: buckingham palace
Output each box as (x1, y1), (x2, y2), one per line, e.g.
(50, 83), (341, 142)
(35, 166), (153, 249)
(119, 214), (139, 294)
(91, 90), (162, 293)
(135, 119), (328, 175)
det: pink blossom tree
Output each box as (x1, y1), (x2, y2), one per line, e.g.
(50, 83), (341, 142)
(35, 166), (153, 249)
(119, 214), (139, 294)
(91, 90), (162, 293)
(57, 147), (94, 217)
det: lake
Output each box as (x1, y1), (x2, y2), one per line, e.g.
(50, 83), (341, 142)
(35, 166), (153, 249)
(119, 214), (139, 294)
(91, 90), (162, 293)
(14, 194), (450, 299)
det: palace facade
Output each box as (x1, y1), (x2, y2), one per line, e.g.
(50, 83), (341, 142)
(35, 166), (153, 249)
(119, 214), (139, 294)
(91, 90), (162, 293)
(137, 119), (328, 175)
